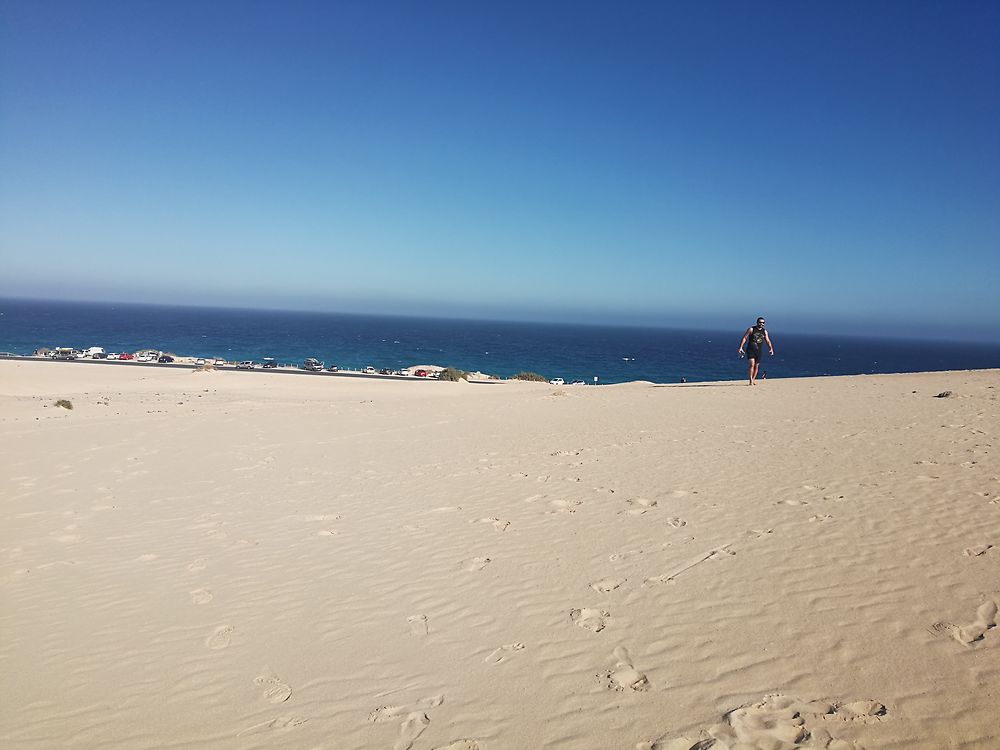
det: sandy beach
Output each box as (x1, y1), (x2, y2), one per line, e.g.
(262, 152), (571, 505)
(1, 360), (997, 749)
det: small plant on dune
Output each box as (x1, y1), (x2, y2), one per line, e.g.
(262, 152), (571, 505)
(511, 371), (547, 382)
(54, 399), (73, 410)
(437, 367), (468, 382)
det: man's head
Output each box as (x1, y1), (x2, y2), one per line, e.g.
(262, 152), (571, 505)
(756, 317), (765, 327)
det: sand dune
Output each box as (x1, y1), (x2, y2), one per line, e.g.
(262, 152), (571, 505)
(1, 360), (998, 749)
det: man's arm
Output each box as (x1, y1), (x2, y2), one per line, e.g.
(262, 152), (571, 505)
(738, 328), (751, 353)
(764, 331), (775, 355)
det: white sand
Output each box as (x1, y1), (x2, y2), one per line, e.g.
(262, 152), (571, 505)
(1, 360), (998, 749)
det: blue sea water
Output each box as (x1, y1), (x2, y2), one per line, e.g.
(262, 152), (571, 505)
(1, 298), (998, 384)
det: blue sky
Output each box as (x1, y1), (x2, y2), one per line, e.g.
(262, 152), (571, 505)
(2, 1), (998, 340)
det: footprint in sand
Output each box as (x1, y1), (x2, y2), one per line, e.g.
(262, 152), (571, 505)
(205, 625), (234, 650)
(432, 742), (481, 750)
(964, 544), (993, 557)
(484, 642), (525, 664)
(590, 578), (626, 593)
(625, 497), (658, 516)
(317, 529), (339, 536)
(596, 646), (648, 692)
(474, 517), (510, 532)
(643, 545), (736, 585)
(394, 712), (430, 750)
(809, 514), (834, 523)
(187, 559), (207, 572)
(369, 695), (444, 723)
(640, 694), (884, 750)
(570, 608), (609, 632)
(931, 600), (998, 645)
(254, 668), (292, 703)
(548, 499), (582, 514)
(189, 588), (214, 604)
(303, 513), (342, 521)
(664, 489), (693, 499)
(666, 517), (687, 528)
(460, 557), (491, 572)
(236, 716), (308, 736)
(777, 499), (809, 506)
(407, 614), (429, 636)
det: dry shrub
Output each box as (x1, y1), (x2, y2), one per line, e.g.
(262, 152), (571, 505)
(437, 367), (468, 382)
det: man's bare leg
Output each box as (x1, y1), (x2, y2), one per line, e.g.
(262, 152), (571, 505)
(748, 358), (758, 385)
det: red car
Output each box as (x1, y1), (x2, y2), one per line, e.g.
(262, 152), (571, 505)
(414, 369), (428, 377)
(118, 352), (135, 360)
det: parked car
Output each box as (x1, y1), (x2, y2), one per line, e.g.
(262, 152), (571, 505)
(362, 366), (376, 374)
(379, 368), (393, 375)
(302, 358), (323, 371)
(549, 378), (565, 386)
(119, 352), (135, 360)
(214, 358), (228, 366)
(414, 369), (429, 377)
(570, 380), (586, 386)
(326, 364), (339, 372)
(261, 358), (277, 369)
(158, 355), (175, 363)
(237, 361), (255, 369)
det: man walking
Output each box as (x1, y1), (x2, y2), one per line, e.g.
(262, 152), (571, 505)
(738, 317), (774, 386)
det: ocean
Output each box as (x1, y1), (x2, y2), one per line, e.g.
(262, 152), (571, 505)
(1, 298), (997, 385)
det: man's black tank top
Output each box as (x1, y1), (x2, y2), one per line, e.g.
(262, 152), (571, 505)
(749, 326), (766, 349)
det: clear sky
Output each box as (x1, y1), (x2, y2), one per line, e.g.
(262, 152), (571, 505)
(2, 1), (998, 341)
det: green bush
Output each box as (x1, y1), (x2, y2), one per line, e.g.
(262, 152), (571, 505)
(54, 399), (73, 410)
(437, 367), (468, 382)
(511, 371), (547, 382)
